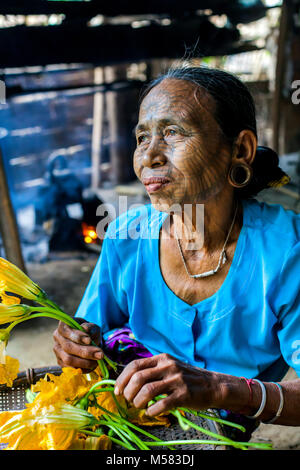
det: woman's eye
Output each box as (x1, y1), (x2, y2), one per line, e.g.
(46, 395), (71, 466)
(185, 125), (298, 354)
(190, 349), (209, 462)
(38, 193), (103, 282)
(165, 128), (177, 137)
(137, 134), (148, 145)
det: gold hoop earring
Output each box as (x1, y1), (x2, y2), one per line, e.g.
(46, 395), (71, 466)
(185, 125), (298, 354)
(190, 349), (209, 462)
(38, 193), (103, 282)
(228, 162), (253, 188)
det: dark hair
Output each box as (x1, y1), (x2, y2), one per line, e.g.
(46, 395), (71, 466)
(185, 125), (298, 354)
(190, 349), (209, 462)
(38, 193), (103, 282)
(140, 66), (290, 199)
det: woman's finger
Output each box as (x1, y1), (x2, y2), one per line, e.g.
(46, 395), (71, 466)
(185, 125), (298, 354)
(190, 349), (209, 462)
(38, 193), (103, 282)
(145, 393), (179, 417)
(80, 322), (102, 346)
(57, 321), (94, 346)
(58, 335), (103, 360)
(131, 377), (174, 409)
(53, 342), (98, 373)
(114, 356), (159, 395)
(121, 366), (164, 404)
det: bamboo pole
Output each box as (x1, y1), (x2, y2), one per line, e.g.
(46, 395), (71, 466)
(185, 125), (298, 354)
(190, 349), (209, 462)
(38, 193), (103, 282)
(272, 3), (289, 154)
(91, 67), (105, 189)
(0, 147), (26, 272)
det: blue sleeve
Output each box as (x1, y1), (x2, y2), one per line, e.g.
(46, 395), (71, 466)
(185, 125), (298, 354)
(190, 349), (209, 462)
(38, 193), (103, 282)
(74, 230), (129, 333)
(275, 241), (300, 376)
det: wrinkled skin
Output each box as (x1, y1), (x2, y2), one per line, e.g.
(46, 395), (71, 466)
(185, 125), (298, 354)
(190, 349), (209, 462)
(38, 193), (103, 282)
(133, 78), (233, 212)
(53, 318), (102, 374)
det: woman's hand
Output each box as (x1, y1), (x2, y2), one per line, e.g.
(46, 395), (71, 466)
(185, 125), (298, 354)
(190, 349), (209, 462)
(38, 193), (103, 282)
(114, 353), (220, 416)
(53, 317), (104, 373)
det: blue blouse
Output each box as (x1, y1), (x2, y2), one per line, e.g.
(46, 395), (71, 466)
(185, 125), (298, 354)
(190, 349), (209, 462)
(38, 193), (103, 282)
(75, 198), (300, 382)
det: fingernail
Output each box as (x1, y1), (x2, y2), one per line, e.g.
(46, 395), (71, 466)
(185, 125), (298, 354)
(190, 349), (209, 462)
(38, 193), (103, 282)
(82, 336), (91, 345)
(114, 386), (119, 395)
(94, 351), (103, 359)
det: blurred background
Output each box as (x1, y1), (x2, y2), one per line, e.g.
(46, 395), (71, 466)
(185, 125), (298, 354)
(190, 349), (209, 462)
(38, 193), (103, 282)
(0, 0), (299, 449)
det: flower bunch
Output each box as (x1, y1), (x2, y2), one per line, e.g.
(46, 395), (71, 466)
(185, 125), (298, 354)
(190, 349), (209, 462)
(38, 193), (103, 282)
(0, 367), (272, 450)
(0, 257), (273, 451)
(0, 257), (117, 380)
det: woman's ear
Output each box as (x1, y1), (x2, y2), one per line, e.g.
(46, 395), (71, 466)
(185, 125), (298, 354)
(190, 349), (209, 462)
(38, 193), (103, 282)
(231, 130), (257, 165)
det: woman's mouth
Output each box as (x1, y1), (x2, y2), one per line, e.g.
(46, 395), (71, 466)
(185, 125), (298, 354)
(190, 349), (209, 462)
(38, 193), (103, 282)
(142, 177), (171, 194)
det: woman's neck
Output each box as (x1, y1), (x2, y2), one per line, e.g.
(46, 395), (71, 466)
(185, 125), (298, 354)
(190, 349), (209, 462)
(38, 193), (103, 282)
(169, 194), (242, 256)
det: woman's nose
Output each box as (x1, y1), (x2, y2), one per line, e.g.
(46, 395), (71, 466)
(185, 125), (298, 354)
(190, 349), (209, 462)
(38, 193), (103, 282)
(142, 137), (167, 169)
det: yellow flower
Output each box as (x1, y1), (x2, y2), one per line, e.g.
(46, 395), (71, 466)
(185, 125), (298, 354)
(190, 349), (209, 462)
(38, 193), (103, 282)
(31, 367), (100, 411)
(127, 406), (170, 427)
(40, 427), (76, 450)
(85, 435), (112, 450)
(0, 282), (21, 306)
(0, 258), (45, 302)
(0, 410), (19, 428)
(88, 390), (127, 419)
(68, 434), (112, 450)
(0, 303), (30, 326)
(36, 403), (98, 429)
(0, 329), (10, 364)
(0, 355), (19, 387)
(0, 404), (98, 450)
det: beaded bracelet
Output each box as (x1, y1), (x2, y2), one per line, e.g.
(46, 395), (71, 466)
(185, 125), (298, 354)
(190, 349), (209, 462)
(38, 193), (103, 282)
(263, 382), (284, 424)
(246, 379), (267, 420)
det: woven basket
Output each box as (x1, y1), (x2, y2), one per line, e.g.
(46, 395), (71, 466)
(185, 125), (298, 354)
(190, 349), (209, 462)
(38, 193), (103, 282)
(0, 366), (227, 450)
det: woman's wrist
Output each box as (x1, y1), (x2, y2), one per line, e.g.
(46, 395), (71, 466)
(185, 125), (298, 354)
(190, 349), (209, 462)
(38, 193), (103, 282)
(210, 373), (285, 423)
(209, 372), (261, 414)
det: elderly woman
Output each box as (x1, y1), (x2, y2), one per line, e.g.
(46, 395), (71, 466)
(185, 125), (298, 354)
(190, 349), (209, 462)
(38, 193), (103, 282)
(53, 66), (300, 438)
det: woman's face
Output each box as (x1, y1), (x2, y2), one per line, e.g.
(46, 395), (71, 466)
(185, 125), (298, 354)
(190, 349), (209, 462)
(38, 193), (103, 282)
(133, 78), (232, 212)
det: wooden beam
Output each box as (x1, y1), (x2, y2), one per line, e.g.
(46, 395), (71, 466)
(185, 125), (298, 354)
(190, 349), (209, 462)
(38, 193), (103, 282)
(0, 1), (227, 17)
(91, 67), (105, 189)
(0, 20), (251, 69)
(272, 3), (289, 154)
(0, 148), (26, 272)
(105, 65), (139, 185)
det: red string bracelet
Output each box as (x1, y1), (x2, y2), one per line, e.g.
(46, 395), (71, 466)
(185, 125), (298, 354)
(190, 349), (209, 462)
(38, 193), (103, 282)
(238, 377), (255, 414)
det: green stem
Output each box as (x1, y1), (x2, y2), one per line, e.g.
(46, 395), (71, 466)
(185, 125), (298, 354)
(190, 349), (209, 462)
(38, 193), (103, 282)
(111, 418), (176, 450)
(14, 306), (117, 379)
(96, 415), (147, 450)
(142, 439), (238, 448)
(172, 409), (190, 431)
(111, 422), (149, 450)
(29, 306), (84, 330)
(104, 416), (151, 451)
(85, 379), (116, 398)
(93, 404), (175, 449)
(108, 435), (136, 450)
(177, 407), (246, 433)
(143, 439), (272, 450)
(30, 306), (118, 376)
(82, 429), (135, 451)
(170, 411), (241, 448)
(109, 391), (128, 419)
(91, 387), (115, 393)
(171, 413), (272, 450)
(103, 421), (137, 450)
(35, 295), (66, 314)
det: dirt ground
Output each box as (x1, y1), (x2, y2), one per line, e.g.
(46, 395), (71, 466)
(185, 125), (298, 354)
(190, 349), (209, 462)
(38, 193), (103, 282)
(6, 248), (300, 451)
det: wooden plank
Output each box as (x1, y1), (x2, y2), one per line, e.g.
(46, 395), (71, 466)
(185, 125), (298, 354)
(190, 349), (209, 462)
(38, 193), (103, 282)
(272, 4), (288, 154)
(91, 67), (105, 189)
(0, 20), (255, 68)
(105, 66), (139, 185)
(0, 1), (228, 16)
(0, 147), (26, 271)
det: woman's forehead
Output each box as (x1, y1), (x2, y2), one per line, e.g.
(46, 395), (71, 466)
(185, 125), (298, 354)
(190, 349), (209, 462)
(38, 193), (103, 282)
(139, 78), (216, 125)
